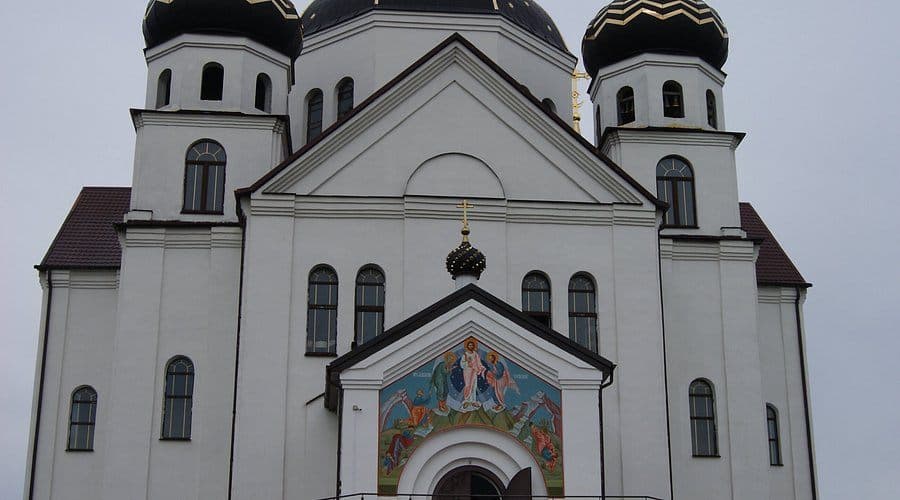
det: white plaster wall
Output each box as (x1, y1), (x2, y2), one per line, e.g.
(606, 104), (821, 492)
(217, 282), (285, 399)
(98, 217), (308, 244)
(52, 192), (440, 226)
(26, 271), (119, 500)
(99, 227), (242, 500)
(590, 54), (726, 135)
(130, 114), (288, 221)
(758, 287), (817, 500)
(603, 129), (743, 236)
(145, 35), (291, 115)
(661, 239), (771, 500)
(291, 12), (576, 145)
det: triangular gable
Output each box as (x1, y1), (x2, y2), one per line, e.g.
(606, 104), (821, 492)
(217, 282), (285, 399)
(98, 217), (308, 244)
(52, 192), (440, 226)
(325, 284), (616, 410)
(240, 34), (665, 209)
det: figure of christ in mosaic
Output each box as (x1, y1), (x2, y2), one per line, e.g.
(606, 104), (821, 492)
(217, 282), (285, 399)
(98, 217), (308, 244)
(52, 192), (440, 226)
(378, 337), (564, 496)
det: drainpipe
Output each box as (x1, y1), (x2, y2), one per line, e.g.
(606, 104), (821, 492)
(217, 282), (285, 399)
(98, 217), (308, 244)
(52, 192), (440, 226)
(599, 370), (615, 500)
(227, 215), (248, 500)
(794, 287), (818, 500)
(28, 271), (53, 500)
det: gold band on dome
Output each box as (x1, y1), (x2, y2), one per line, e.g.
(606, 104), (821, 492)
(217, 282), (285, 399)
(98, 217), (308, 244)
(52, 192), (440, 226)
(145, 0), (300, 20)
(585, 1), (728, 40)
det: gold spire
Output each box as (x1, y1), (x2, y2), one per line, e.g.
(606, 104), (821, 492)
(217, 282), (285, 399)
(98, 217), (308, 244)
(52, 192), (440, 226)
(572, 70), (591, 133)
(456, 199), (475, 242)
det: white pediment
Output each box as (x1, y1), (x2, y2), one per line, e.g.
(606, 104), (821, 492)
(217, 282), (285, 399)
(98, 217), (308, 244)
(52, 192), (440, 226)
(256, 39), (651, 206)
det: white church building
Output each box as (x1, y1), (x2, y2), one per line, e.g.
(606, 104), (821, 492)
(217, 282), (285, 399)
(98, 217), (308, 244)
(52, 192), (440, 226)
(25, 1), (818, 499)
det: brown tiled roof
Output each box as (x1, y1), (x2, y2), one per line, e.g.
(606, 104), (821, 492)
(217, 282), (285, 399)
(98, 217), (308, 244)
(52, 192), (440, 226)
(38, 187), (131, 270)
(740, 202), (810, 288)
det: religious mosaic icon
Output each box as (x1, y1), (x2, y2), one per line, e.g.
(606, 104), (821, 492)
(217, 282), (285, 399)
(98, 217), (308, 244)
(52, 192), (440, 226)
(378, 337), (564, 496)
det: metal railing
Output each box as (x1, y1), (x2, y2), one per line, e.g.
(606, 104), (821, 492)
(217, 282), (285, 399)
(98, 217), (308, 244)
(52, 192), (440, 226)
(314, 494), (665, 500)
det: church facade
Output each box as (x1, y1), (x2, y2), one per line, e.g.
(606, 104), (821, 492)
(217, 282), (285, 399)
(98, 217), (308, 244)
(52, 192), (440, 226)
(25, 1), (817, 499)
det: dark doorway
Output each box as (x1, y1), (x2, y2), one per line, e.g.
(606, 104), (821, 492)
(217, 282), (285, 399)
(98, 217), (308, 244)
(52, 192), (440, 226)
(434, 467), (503, 500)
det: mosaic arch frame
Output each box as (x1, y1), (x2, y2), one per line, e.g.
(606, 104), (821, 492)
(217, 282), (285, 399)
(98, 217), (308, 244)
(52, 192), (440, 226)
(378, 336), (564, 496)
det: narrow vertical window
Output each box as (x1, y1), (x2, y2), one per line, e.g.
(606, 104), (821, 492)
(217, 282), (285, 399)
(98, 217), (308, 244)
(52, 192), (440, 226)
(663, 81), (684, 118)
(541, 98), (557, 115)
(67, 386), (97, 451)
(706, 89), (718, 129)
(522, 272), (551, 328)
(162, 357), (194, 440)
(200, 63), (224, 101)
(656, 156), (696, 227)
(255, 73), (272, 112)
(617, 86), (635, 125)
(690, 380), (719, 457)
(767, 404), (783, 466)
(307, 266), (338, 354)
(595, 105), (603, 142)
(156, 69), (172, 109)
(306, 89), (324, 143)
(183, 140), (226, 214)
(568, 274), (598, 352)
(336, 78), (354, 120)
(355, 266), (385, 346)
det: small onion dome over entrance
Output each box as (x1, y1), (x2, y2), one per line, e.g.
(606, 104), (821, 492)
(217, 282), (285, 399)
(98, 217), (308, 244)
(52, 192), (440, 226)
(301, 0), (568, 53)
(446, 200), (486, 281)
(143, 0), (303, 57)
(582, 0), (728, 76)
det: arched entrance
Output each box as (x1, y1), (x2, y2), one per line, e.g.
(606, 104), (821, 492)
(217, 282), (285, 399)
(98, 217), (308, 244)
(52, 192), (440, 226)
(434, 466), (503, 500)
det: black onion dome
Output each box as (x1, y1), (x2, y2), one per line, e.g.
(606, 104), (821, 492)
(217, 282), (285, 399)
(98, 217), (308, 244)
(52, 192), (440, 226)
(582, 0), (728, 76)
(446, 241), (487, 280)
(302, 0), (567, 52)
(143, 0), (303, 57)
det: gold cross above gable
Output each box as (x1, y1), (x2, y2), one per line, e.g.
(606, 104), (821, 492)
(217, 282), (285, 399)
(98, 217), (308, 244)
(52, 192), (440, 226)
(457, 199), (475, 242)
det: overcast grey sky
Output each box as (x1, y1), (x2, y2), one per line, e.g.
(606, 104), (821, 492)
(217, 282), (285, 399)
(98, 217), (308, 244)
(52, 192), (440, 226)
(1, 1), (898, 498)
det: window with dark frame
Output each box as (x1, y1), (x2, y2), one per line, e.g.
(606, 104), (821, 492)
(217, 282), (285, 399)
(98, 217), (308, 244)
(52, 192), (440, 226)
(200, 63), (224, 101)
(355, 266), (385, 346)
(656, 156), (697, 227)
(336, 78), (354, 120)
(617, 86), (635, 125)
(767, 404), (783, 466)
(162, 357), (194, 440)
(706, 89), (718, 129)
(595, 105), (602, 142)
(689, 379), (719, 457)
(663, 80), (685, 118)
(522, 272), (552, 328)
(306, 89), (324, 143)
(307, 266), (339, 354)
(183, 140), (226, 214)
(568, 274), (598, 352)
(156, 69), (172, 109)
(67, 386), (97, 451)
(255, 73), (272, 112)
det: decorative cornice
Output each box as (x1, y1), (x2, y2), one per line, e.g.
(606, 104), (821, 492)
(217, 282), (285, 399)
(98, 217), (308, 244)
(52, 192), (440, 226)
(145, 37), (291, 67)
(131, 109), (288, 132)
(47, 270), (120, 289)
(124, 226), (242, 249)
(659, 237), (755, 262)
(757, 286), (800, 304)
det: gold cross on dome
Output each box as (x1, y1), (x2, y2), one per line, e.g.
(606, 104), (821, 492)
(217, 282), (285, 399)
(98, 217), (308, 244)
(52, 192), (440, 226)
(457, 199), (475, 242)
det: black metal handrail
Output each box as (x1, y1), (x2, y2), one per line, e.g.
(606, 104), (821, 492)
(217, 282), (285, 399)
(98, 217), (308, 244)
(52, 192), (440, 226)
(314, 494), (665, 500)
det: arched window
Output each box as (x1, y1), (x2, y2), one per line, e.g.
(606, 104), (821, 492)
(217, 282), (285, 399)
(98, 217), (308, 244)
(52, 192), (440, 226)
(67, 386), (97, 451)
(689, 379), (719, 457)
(522, 272), (551, 328)
(706, 90), (718, 129)
(767, 404), (783, 466)
(663, 81), (684, 118)
(306, 89), (324, 143)
(617, 86), (635, 125)
(307, 266), (338, 354)
(355, 266), (385, 346)
(336, 78), (354, 120)
(183, 140), (226, 214)
(568, 274), (598, 352)
(255, 73), (272, 112)
(162, 357), (194, 440)
(156, 69), (172, 109)
(200, 63), (224, 101)
(656, 156), (696, 227)
(541, 98), (557, 115)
